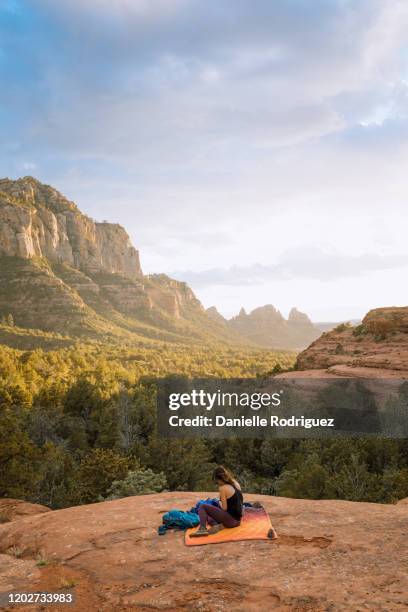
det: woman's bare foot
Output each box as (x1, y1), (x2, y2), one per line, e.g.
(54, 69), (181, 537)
(208, 523), (225, 535)
(190, 527), (210, 538)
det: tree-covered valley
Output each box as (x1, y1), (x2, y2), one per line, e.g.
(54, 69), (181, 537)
(1, 325), (408, 511)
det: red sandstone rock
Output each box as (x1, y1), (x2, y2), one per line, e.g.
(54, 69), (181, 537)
(0, 492), (407, 610)
(0, 499), (50, 523)
(293, 308), (408, 378)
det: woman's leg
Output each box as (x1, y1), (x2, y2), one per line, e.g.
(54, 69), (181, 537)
(198, 504), (211, 529)
(198, 503), (240, 529)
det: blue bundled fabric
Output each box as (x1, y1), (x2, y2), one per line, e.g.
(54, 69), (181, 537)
(159, 509), (200, 534)
(157, 499), (255, 534)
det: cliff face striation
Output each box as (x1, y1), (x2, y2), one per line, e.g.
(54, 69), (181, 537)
(0, 177), (142, 279)
(289, 307), (408, 378)
(0, 492), (407, 610)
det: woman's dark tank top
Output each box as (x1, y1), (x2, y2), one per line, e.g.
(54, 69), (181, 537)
(226, 484), (243, 520)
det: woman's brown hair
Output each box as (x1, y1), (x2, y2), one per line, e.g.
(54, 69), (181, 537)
(213, 465), (235, 486)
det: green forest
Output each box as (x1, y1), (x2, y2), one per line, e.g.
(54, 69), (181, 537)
(1, 335), (408, 511)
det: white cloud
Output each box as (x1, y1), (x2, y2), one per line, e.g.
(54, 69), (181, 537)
(21, 161), (37, 171)
(170, 248), (408, 287)
(2, 0), (408, 319)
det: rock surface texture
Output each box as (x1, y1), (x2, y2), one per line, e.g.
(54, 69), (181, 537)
(0, 492), (407, 610)
(0, 499), (50, 523)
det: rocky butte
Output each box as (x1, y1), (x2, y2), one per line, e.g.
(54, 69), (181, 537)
(279, 306), (408, 378)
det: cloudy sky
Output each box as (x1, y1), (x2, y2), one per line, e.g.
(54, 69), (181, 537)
(1, 0), (408, 321)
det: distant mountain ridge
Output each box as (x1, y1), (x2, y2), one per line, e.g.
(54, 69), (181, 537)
(206, 304), (321, 350)
(0, 176), (321, 349)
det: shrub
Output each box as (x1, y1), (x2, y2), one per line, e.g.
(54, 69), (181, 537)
(365, 319), (394, 337)
(75, 448), (130, 504)
(334, 322), (352, 333)
(352, 324), (365, 337)
(104, 467), (167, 500)
(275, 463), (331, 500)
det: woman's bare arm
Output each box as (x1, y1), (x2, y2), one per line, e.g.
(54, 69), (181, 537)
(219, 486), (228, 510)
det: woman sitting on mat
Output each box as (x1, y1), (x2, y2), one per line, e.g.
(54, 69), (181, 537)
(191, 465), (243, 537)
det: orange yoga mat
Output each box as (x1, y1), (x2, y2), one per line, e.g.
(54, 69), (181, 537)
(185, 506), (274, 546)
